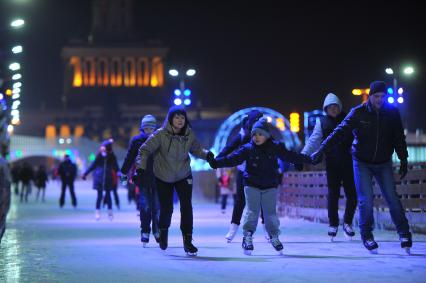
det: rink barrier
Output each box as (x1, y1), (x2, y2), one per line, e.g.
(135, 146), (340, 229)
(278, 162), (426, 233)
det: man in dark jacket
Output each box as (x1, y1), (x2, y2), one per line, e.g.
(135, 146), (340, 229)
(58, 154), (78, 208)
(120, 114), (160, 245)
(312, 81), (412, 254)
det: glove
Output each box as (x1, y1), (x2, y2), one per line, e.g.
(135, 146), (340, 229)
(132, 168), (144, 183)
(294, 163), (304, 171)
(399, 160), (408, 180)
(209, 158), (218, 169)
(206, 151), (215, 163)
(311, 149), (324, 165)
(81, 174), (87, 181)
(120, 174), (128, 186)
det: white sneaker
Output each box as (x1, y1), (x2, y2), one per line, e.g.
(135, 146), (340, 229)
(108, 209), (113, 221)
(95, 209), (101, 221)
(225, 223), (239, 243)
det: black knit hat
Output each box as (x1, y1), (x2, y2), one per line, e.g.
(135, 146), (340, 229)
(369, 81), (387, 95)
(101, 138), (114, 152)
(251, 117), (271, 139)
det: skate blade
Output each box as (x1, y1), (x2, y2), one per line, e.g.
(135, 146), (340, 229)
(276, 250), (284, 255)
(404, 248), (411, 255)
(330, 237), (335, 242)
(186, 252), (197, 256)
(142, 242), (147, 248)
(225, 237), (233, 243)
(243, 250), (252, 256)
(344, 233), (353, 241)
(369, 249), (378, 254)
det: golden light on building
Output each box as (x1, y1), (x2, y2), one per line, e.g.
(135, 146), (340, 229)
(69, 56), (164, 88)
(59, 125), (71, 138)
(74, 125), (84, 138)
(45, 124), (57, 139)
(276, 118), (285, 131)
(5, 89), (12, 96)
(352, 88), (370, 103)
(289, 112), (300, 133)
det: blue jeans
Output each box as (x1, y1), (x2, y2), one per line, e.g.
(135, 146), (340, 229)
(353, 160), (410, 240)
(139, 185), (160, 235)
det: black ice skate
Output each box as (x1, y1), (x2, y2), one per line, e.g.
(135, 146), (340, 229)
(270, 236), (284, 255)
(400, 235), (412, 255)
(141, 232), (149, 247)
(343, 223), (355, 240)
(328, 226), (338, 242)
(183, 234), (198, 256)
(153, 232), (160, 244)
(242, 232), (254, 255)
(363, 238), (379, 254)
(159, 229), (168, 250)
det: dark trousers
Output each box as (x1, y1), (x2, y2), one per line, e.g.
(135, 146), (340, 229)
(139, 182), (160, 235)
(96, 190), (112, 209)
(60, 181), (77, 207)
(221, 194), (236, 210)
(326, 161), (357, 227)
(20, 182), (31, 203)
(231, 170), (264, 225)
(156, 176), (193, 235)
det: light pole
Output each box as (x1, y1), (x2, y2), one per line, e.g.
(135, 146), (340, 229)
(168, 68), (196, 107)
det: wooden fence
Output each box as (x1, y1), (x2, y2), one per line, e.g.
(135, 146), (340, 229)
(278, 163), (426, 233)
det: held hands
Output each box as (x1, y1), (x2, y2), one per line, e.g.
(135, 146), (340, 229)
(119, 174), (128, 186)
(206, 151), (217, 169)
(132, 168), (145, 184)
(310, 149), (324, 165)
(81, 174), (87, 180)
(399, 160), (408, 180)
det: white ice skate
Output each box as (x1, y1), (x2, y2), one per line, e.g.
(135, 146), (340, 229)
(343, 223), (355, 241)
(95, 209), (101, 221)
(108, 209), (113, 221)
(242, 233), (254, 255)
(262, 224), (271, 243)
(270, 236), (284, 255)
(328, 226), (338, 242)
(225, 223), (239, 243)
(363, 238), (379, 254)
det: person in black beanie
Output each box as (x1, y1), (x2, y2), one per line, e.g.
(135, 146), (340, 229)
(135, 106), (213, 256)
(311, 80), (412, 254)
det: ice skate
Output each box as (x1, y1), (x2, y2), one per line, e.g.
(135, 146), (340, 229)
(363, 238), (379, 254)
(159, 229), (168, 250)
(225, 223), (239, 243)
(242, 232), (254, 255)
(400, 236), (412, 255)
(270, 236), (284, 255)
(95, 209), (101, 221)
(183, 234), (198, 256)
(108, 209), (113, 221)
(343, 223), (355, 240)
(262, 223), (271, 242)
(328, 226), (338, 242)
(141, 233), (149, 247)
(153, 232), (160, 244)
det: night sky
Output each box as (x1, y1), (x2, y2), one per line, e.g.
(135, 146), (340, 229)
(1, 0), (425, 130)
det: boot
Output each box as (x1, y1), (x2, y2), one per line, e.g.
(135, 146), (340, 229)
(183, 234), (198, 256)
(225, 223), (239, 243)
(242, 231), (254, 255)
(95, 209), (101, 221)
(159, 229), (168, 250)
(141, 232), (149, 247)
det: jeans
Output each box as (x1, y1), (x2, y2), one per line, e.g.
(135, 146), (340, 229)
(156, 176), (194, 235)
(96, 190), (111, 210)
(59, 181), (77, 207)
(353, 160), (410, 240)
(139, 184), (160, 235)
(243, 186), (280, 237)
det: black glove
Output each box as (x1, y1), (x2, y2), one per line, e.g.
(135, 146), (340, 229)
(206, 151), (215, 163)
(311, 149), (324, 165)
(294, 163), (304, 171)
(399, 160), (408, 180)
(209, 158), (218, 169)
(132, 168), (145, 183)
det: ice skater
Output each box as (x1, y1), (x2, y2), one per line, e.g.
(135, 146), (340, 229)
(135, 106), (212, 256)
(301, 93), (357, 241)
(209, 117), (312, 255)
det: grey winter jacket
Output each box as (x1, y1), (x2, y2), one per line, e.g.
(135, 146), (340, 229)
(136, 122), (208, 183)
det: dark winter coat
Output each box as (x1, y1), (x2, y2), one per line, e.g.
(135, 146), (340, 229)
(58, 160), (77, 183)
(11, 166), (21, 183)
(321, 102), (408, 164)
(35, 169), (48, 188)
(121, 132), (155, 186)
(19, 165), (34, 184)
(84, 153), (119, 191)
(214, 139), (311, 189)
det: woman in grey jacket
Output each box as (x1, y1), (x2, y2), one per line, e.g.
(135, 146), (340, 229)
(136, 106), (212, 256)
